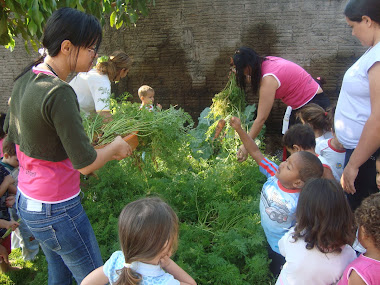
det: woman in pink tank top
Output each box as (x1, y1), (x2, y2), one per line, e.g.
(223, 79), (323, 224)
(231, 47), (330, 162)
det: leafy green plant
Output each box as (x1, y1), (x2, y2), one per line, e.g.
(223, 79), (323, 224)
(1, 0), (155, 51)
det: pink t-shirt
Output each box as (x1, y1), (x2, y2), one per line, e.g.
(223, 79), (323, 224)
(338, 254), (380, 285)
(16, 145), (80, 203)
(262, 56), (320, 109)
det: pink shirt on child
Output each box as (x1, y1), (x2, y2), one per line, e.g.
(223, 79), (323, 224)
(261, 56), (320, 109)
(338, 254), (380, 285)
(16, 145), (80, 203)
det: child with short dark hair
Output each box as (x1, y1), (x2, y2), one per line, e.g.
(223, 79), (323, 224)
(338, 192), (380, 285)
(81, 197), (196, 285)
(230, 117), (323, 277)
(277, 178), (356, 284)
(283, 124), (335, 180)
(138, 85), (162, 111)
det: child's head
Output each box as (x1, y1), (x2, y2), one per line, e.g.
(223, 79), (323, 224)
(282, 124), (316, 154)
(296, 103), (332, 135)
(2, 139), (18, 168)
(138, 85), (155, 106)
(355, 192), (380, 252)
(276, 151), (323, 189)
(293, 178), (355, 253)
(116, 197), (178, 285)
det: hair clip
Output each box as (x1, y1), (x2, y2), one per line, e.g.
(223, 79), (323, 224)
(324, 112), (328, 116)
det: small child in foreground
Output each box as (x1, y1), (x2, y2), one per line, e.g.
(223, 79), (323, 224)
(230, 117), (323, 277)
(283, 123), (335, 180)
(138, 85), (162, 112)
(276, 178), (356, 285)
(81, 197), (196, 285)
(338, 192), (380, 285)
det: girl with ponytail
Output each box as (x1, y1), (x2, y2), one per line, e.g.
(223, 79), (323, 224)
(70, 50), (132, 115)
(81, 197), (196, 285)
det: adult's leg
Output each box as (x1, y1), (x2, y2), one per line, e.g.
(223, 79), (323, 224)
(344, 149), (380, 211)
(17, 193), (103, 284)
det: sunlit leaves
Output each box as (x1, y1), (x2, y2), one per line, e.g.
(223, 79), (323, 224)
(1, 0), (155, 51)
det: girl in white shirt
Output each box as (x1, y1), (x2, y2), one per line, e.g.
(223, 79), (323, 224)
(70, 51), (132, 115)
(276, 178), (356, 285)
(81, 197), (196, 285)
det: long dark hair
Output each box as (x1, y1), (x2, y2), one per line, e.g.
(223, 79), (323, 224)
(15, 7), (102, 80)
(115, 197), (179, 285)
(345, 0), (380, 23)
(232, 47), (267, 95)
(293, 178), (355, 253)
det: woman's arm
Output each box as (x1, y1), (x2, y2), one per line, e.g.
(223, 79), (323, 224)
(341, 62), (380, 194)
(237, 75), (277, 162)
(247, 75), (278, 139)
(80, 266), (109, 285)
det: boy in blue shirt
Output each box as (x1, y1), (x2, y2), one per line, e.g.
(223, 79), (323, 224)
(230, 117), (323, 277)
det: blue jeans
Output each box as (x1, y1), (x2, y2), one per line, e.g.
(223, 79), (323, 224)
(16, 192), (103, 285)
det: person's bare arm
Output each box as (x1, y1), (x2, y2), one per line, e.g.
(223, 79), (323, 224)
(230, 117), (265, 164)
(247, 76), (278, 139)
(160, 256), (196, 285)
(0, 175), (14, 197)
(237, 76), (277, 162)
(80, 266), (109, 285)
(78, 136), (132, 175)
(341, 62), (380, 194)
(348, 269), (366, 285)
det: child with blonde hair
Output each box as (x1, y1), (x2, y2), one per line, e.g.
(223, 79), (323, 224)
(138, 85), (162, 112)
(70, 50), (132, 115)
(338, 192), (380, 285)
(81, 197), (196, 285)
(277, 178), (356, 284)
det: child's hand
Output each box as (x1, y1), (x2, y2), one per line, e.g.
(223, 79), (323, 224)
(156, 103), (162, 111)
(159, 255), (172, 269)
(5, 220), (19, 231)
(5, 195), (15, 208)
(0, 245), (9, 264)
(229, 117), (242, 130)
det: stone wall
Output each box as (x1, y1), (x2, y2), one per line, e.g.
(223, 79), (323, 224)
(0, 0), (367, 133)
